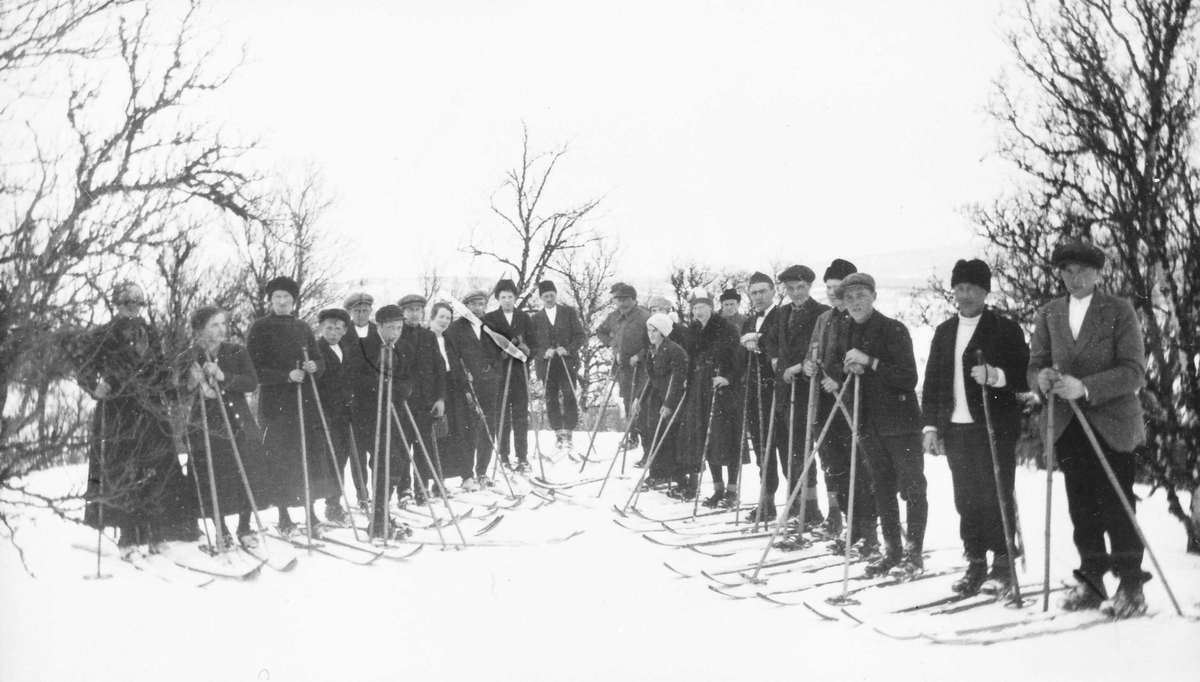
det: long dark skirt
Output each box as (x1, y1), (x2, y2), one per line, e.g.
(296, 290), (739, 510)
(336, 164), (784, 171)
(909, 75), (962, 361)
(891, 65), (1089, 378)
(184, 393), (268, 518)
(85, 397), (197, 541)
(258, 384), (338, 509)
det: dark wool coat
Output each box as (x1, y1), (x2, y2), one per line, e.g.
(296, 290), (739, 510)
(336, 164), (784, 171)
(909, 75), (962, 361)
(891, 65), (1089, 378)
(827, 310), (922, 438)
(640, 338), (689, 467)
(922, 307), (1029, 439)
(738, 305), (784, 424)
(680, 315), (743, 468)
(177, 342), (268, 517)
(446, 317), (502, 415)
(79, 317), (196, 534)
(398, 324), (446, 415)
(427, 332), (472, 480)
(805, 307), (851, 423)
(316, 338), (355, 420)
(482, 308), (531, 417)
(246, 313), (338, 507)
(347, 322), (388, 453)
(529, 303), (587, 381)
(771, 297), (831, 409)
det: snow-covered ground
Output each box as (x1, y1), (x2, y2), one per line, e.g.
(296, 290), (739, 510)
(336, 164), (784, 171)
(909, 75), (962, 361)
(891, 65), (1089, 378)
(2, 431), (1198, 682)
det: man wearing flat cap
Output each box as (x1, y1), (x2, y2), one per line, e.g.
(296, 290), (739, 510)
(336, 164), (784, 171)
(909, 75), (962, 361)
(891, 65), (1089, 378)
(736, 271), (787, 520)
(1028, 241), (1148, 618)
(484, 279), (534, 472)
(803, 258), (880, 552)
(529, 280), (587, 454)
(770, 264), (830, 526)
(397, 294), (446, 502)
(315, 308), (364, 522)
(825, 272), (928, 579)
(598, 282), (651, 450)
(447, 289), (503, 489)
(922, 259), (1029, 596)
(720, 288), (746, 333)
(343, 291), (380, 499)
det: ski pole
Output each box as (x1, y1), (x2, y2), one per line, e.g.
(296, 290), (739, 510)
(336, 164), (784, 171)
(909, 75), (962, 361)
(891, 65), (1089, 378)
(347, 425), (369, 507)
(597, 379), (650, 498)
(296, 360), (314, 555)
(1065, 397), (1183, 617)
(746, 377), (852, 583)
(195, 382), (226, 555)
(1043, 393), (1054, 613)
(184, 428), (213, 552)
(834, 373), (862, 601)
(388, 403), (446, 549)
(976, 350), (1022, 605)
(396, 402), (469, 548)
(204, 351), (269, 556)
(623, 379), (684, 513)
(534, 401), (547, 482)
(692, 386), (721, 519)
(456, 357), (516, 497)
(491, 357), (514, 480)
(369, 344), (387, 538)
(733, 359), (753, 526)
(88, 403), (110, 579)
(303, 346), (362, 542)
(621, 363), (639, 475)
(579, 360), (619, 471)
(795, 346), (821, 539)
(753, 389), (779, 531)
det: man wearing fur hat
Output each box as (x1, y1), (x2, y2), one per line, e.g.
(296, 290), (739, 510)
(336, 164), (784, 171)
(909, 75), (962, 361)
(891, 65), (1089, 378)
(397, 294), (446, 502)
(922, 259), (1029, 596)
(529, 280), (587, 454)
(737, 272), (787, 520)
(597, 283), (651, 450)
(484, 279), (534, 472)
(447, 289), (503, 489)
(315, 308), (362, 522)
(804, 259), (879, 554)
(771, 264), (830, 527)
(1028, 241), (1148, 618)
(826, 272), (927, 579)
(720, 288), (746, 333)
(246, 276), (338, 536)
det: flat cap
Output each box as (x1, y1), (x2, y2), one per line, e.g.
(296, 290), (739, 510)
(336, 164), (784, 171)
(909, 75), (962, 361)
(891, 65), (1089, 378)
(461, 289), (488, 305)
(264, 276), (299, 300)
(645, 295), (673, 311)
(375, 304), (404, 324)
(343, 292), (374, 309)
(1051, 241), (1105, 270)
(777, 265), (816, 284)
(611, 283), (637, 299)
(318, 308), (352, 326)
(839, 272), (876, 293)
(397, 294), (427, 309)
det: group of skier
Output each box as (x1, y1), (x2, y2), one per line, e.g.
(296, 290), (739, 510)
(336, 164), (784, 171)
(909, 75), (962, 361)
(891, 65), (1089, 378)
(80, 240), (1150, 619)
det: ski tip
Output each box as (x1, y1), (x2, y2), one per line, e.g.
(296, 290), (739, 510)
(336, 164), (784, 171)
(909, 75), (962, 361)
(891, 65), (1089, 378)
(612, 505), (628, 517)
(663, 562), (691, 578)
(802, 601), (840, 621)
(475, 515), (505, 536)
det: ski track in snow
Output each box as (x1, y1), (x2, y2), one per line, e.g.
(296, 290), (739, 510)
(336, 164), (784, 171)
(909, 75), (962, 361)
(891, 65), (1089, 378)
(2, 432), (1198, 682)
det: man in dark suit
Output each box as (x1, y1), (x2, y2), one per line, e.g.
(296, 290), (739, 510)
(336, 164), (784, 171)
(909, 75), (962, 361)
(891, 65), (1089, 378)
(397, 294), (446, 503)
(484, 279), (533, 472)
(770, 265), (830, 526)
(315, 308), (361, 523)
(922, 260), (1029, 596)
(529, 280), (587, 453)
(1029, 241), (1148, 618)
(343, 291), (379, 505)
(597, 283), (651, 450)
(829, 272), (927, 579)
(447, 289), (503, 488)
(736, 271), (786, 520)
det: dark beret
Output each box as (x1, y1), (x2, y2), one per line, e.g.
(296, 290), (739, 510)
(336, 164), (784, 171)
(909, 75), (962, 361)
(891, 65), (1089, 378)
(748, 271), (773, 287)
(318, 308), (352, 326)
(823, 259), (857, 282)
(719, 288), (741, 303)
(950, 259), (991, 292)
(538, 280), (557, 295)
(264, 276), (300, 300)
(397, 294), (427, 309)
(839, 272), (876, 293)
(375, 304), (404, 324)
(1051, 241), (1106, 270)
(777, 265), (816, 284)
(493, 279), (519, 298)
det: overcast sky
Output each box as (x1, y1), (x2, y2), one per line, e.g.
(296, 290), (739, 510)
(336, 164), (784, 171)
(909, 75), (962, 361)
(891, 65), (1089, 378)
(207, 0), (1016, 289)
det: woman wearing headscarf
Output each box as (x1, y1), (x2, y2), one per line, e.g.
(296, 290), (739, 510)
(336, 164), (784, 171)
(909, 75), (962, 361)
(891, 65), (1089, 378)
(637, 313), (689, 496)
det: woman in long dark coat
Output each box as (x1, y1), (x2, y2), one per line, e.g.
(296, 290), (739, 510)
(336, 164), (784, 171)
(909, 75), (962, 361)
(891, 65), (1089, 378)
(679, 290), (742, 507)
(80, 283), (197, 552)
(178, 306), (268, 545)
(640, 313), (689, 496)
(245, 276), (337, 534)
(428, 302), (474, 489)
